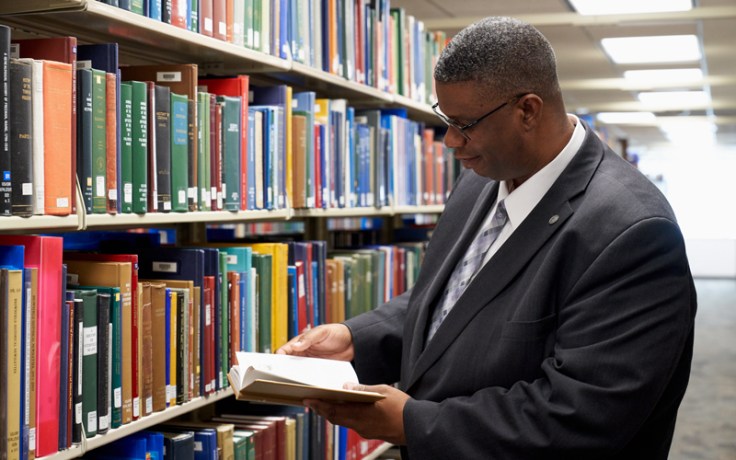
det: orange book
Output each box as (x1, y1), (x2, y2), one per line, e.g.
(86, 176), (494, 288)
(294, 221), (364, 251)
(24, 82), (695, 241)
(42, 60), (73, 215)
(106, 72), (118, 214)
(291, 114), (307, 208)
(422, 128), (435, 205)
(328, 0), (338, 75)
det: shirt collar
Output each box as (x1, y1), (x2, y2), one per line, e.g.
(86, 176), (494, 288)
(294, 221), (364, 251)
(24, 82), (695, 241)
(497, 114), (586, 229)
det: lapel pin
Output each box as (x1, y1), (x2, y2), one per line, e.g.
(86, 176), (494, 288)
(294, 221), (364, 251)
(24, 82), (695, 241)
(548, 215), (559, 225)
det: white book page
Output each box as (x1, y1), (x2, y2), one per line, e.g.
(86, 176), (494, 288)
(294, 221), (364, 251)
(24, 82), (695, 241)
(232, 352), (359, 390)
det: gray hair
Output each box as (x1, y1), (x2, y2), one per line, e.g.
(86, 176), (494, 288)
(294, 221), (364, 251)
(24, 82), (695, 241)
(434, 17), (561, 100)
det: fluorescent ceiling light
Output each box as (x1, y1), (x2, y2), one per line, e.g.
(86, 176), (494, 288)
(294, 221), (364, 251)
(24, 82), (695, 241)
(623, 69), (703, 87)
(658, 118), (717, 146)
(601, 35), (701, 64)
(570, 0), (692, 15)
(638, 90), (710, 108)
(597, 112), (656, 124)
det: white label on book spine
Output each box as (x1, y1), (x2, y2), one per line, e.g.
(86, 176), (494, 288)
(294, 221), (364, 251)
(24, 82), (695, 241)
(133, 397), (140, 417)
(114, 388), (122, 408)
(22, 183), (32, 195)
(78, 323), (84, 392)
(156, 71), (182, 83)
(83, 326), (97, 356)
(204, 18), (213, 33)
(124, 183), (133, 203)
(188, 187), (197, 199)
(218, 21), (226, 36)
(96, 176), (105, 196)
(205, 304), (211, 326)
(88, 411), (97, 433)
(99, 414), (109, 431)
(75, 403), (82, 423)
(163, 201), (172, 211)
(108, 188), (117, 200)
(227, 255), (237, 264)
(57, 197), (69, 208)
(194, 441), (203, 452)
(178, 190), (186, 205)
(77, 60), (92, 70)
(29, 428), (35, 450)
(152, 261), (177, 273)
(146, 397), (153, 414)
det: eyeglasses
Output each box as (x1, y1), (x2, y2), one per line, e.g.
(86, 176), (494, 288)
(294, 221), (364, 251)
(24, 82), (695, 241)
(431, 93), (531, 141)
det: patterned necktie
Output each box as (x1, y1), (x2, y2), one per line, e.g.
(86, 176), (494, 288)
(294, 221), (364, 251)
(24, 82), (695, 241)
(427, 200), (508, 341)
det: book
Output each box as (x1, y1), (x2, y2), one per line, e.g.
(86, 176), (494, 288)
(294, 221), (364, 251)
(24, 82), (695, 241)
(227, 352), (383, 405)
(73, 289), (98, 438)
(1, 268), (23, 460)
(8, 59), (33, 217)
(0, 26), (10, 216)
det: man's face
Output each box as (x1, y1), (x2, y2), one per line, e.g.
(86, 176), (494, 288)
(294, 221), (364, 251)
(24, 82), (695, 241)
(434, 81), (528, 181)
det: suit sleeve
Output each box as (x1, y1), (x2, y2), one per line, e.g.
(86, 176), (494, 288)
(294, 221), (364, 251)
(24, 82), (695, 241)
(402, 216), (695, 458)
(344, 288), (412, 385)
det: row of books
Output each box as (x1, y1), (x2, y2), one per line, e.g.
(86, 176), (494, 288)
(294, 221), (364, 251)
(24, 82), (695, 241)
(82, 407), (384, 460)
(0, 232), (424, 458)
(100, 0), (447, 104)
(0, 30), (456, 218)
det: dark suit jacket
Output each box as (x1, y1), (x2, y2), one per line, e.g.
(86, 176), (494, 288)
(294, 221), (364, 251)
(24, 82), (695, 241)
(345, 125), (696, 459)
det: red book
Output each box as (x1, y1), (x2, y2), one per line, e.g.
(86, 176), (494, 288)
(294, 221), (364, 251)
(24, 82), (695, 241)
(106, 72), (118, 214)
(13, 37), (78, 215)
(199, 0), (214, 37)
(212, 0), (227, 41)
(170, 0), (188, 29)
(0, 236), (63, 458)
(199, 76), (249, 210)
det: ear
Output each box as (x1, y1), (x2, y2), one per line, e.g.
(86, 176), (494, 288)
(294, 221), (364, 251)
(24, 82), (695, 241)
(517, 94), (544, 130)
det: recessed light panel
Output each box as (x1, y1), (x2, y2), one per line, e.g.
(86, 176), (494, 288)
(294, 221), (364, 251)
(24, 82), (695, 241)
(569, 0), (692, 15)
(597, 112), (657, 124)
(623, 69), (703, 87)
(601, 35), (701, 64)
(638, 90), (710, 108)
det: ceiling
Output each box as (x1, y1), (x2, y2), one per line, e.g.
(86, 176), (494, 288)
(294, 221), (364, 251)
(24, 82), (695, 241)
(390, 0), (736, 151)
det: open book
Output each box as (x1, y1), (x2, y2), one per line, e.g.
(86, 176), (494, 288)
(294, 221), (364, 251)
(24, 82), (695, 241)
(227, 352), (385, 405)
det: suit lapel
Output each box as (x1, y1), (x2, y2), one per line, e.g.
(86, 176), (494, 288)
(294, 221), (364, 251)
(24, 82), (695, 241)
(405, 125), (606, 391)
(404, 176), (499, 371)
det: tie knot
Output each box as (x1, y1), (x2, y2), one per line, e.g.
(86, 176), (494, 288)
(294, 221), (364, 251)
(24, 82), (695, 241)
(493, 200), (508, 226)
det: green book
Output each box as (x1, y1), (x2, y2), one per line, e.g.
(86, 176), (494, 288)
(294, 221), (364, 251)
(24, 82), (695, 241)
(217, 95), (241, 211)
(120, 82), (134, 213)
(170, 92), (189, 212)
(73, 289), (98, 438)
(78, 286), (122, 429)
(129, 80), (148, 214)
(218, 251), (229, 389)
(251, 253), (272, 353)
(233, 430), (256, 460)
(129, 0), (145, 14)
(197, 92), (211, 211)
(91, 69), (107, 214)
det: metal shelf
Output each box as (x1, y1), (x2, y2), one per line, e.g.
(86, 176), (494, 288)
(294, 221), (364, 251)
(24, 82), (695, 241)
(39, 389), (234, 460)
(84, 209), (292, 229)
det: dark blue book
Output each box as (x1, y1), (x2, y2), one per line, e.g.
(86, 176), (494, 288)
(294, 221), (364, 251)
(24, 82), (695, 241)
(287, 265), (298, 339)
(148, 0), (162, 21)
(164, 288), (172, 407)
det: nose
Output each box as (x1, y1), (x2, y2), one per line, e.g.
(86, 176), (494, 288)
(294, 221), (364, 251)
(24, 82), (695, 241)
(443, 126), (468, 149)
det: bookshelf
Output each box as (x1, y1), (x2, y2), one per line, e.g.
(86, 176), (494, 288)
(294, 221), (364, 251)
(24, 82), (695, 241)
(0, 1), (447, 459)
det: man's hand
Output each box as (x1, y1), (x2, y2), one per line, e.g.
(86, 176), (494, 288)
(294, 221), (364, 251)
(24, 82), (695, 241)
(304, 384), (410, 445)
(276, 323), (355, 362)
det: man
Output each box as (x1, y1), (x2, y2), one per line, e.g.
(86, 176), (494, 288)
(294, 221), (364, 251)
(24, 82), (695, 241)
(278, 17), (696, 458)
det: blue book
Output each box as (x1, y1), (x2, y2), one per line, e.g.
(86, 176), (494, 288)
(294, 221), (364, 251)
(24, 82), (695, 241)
(246, 110), (257, 210)
(148, 0), (162, 20)
(318, 123), (327, 208)
(252, 85), (290, 208)
(346, 106), (355, 207)
(251, 106), (274, 210)
(279, 0), (290, 59)
(287, 265), (298, 338)
(224, 247), (253, 351)
(356, 123), (371, 207)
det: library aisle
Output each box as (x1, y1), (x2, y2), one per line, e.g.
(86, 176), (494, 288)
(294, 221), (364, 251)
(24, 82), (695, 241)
(669, 279), (736, 459)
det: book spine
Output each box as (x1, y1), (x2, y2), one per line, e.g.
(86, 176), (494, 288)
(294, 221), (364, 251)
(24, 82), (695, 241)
(9, 59), (33, 217)
(154, 85), (172, 212)
(110, 291), (122, 428)
(141, 284), (153, 416)
(120, 83), (133, 213)
(0, 25), (10, 215)
(170, 92), (189, 212)
(42, 61), (73, 216)
(91, 69), (107, 214)
(96, 293), (110, 435)
(187, 97), (198, 211)
(105, 73), (118, 214)
(218, 96), (241, 211)
(130, 81), (148, 214)
(71, 298), (82, 444)
(77, 69), (93, 214)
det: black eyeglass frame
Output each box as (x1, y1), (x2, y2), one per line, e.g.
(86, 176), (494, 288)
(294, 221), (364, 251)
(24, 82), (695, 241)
(431, 92), (531, 140)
